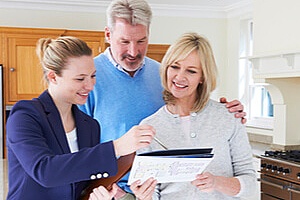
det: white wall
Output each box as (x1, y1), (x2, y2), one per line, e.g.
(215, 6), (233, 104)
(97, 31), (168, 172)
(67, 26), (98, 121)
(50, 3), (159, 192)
(150, 16), (229, 100)
(253, 0), (300, 55)
(0, 8), (105, 31)
(224, 16), (240, 100)
(0, 7), (239, 101)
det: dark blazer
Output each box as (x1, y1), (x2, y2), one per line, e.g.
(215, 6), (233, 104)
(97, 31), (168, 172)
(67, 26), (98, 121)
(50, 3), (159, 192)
(6, 91), (118, 200)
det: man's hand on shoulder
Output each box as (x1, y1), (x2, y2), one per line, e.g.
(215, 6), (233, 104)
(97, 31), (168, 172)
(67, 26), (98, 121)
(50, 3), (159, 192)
(220, 97), (247, 124)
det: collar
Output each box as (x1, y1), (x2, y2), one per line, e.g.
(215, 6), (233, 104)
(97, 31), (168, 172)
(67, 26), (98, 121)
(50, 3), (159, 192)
(163, 105), (197, 119)
(104, 47), (145, 77)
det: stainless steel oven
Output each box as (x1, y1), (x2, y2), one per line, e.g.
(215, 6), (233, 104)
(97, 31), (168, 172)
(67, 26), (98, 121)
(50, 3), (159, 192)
(260, 151), (300, 200)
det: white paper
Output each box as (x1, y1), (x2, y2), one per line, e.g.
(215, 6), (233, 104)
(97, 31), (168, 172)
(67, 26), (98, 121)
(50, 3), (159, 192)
(127, 155), (213, 185)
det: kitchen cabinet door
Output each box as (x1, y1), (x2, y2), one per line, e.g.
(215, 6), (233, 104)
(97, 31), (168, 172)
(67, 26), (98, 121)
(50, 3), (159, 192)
(2, 28), (64, 105)
(62, 30), (105, 57)
(146, 44), (170, 63)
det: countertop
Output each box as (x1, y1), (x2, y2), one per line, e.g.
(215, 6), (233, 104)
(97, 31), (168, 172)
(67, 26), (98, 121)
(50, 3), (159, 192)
(250, 141), (271, 158)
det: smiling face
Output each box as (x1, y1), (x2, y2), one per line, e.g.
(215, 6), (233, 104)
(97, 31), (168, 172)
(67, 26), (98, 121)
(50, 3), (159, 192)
(105, 18), (149, 73)
(167, 50), (203, 104)
(161, 32), (217, 112)
(51, 55), (96, 106)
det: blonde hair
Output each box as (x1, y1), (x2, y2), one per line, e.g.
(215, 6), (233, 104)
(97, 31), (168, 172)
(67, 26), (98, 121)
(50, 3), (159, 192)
(160, 32), (218, 112)
(106, 0), (152, 32)
(36, 36), (92, 82)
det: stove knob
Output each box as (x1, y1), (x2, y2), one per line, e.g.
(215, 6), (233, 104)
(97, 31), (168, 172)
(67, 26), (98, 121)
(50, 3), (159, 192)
(272, 166), (278, 172)
(261, 163), (267, 169)
(266, 164), (272, 171)
(278, 167), (283, 173)
(283, 168), (290, 175)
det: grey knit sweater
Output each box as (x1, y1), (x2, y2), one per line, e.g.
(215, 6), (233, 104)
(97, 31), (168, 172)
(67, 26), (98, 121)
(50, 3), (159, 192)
(139, 99), (257, 200)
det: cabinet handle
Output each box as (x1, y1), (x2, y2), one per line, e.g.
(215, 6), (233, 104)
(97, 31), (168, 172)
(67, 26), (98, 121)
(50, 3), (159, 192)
(10, 68), (15, 72)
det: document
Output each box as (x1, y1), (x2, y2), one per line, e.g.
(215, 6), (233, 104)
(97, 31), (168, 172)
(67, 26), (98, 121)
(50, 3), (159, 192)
(128, 148), (213, 185)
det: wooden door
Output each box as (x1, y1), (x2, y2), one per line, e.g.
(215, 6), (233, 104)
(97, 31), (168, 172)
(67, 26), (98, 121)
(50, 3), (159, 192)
(2, 28), (63, 105)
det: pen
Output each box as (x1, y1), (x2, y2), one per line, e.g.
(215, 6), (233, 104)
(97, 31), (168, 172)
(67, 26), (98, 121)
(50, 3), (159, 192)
(154, 137), (168, 150)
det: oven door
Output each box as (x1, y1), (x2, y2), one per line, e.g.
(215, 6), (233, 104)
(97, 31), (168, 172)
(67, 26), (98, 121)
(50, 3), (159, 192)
(290, 182), (300, 200)
(261, 174), (290, 200)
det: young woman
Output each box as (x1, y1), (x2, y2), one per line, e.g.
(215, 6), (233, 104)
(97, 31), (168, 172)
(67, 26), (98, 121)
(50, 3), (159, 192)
(6, 36), (155, 200)
(130, 32), (256, 200)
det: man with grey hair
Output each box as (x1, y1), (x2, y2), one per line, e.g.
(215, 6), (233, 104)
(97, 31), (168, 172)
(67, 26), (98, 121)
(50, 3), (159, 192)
(79, 0), (246, 199)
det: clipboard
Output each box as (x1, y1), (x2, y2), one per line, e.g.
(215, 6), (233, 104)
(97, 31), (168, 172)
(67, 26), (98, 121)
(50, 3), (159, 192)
(128, 148), (214, 185)
(139, 148), (213, 158)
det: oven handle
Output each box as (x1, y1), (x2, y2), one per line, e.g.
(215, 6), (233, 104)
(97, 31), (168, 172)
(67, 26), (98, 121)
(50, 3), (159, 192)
(260, 178), (286, 190)
(287, 187), (300, 194)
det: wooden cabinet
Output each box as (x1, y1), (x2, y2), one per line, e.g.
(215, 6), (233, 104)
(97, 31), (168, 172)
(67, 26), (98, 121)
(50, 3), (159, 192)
(0, 27), (105, 105)
(147, 44), (169, 63)
(1, 28), (63, 105)
(62, 30), (105, 57)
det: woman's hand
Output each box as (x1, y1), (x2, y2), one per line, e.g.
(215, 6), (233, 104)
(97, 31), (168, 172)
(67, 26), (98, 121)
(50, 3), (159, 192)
(191, 172), (216, 192)
(113, 125), (155, 157)
(88, 183), (118, 200)
(220, 97), (247, 124)
(191, 172), (240, 196)
(130, 178), (157, 200)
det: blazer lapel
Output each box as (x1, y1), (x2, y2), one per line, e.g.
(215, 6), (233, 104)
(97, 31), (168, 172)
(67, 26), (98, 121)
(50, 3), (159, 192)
(38, 91), (71, 153)
(73, 105), (93, 149)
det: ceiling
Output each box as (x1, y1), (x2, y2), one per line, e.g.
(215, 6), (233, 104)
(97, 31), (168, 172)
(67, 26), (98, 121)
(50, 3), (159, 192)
(0, 0), (253, 18)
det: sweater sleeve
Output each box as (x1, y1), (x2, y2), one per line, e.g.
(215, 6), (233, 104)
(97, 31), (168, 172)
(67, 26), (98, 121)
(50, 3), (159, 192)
(229, 120), (257, 197)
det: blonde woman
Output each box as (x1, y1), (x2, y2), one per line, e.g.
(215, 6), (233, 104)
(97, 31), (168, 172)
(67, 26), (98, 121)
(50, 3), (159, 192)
(131, 32), (256, 200)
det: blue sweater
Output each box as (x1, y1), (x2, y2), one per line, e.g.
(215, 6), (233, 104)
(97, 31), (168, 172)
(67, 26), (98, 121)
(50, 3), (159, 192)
(79, 51), (164, 192)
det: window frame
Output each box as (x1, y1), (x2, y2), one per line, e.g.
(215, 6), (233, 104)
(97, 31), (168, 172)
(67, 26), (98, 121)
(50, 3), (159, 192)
(239, 19), (274, 130)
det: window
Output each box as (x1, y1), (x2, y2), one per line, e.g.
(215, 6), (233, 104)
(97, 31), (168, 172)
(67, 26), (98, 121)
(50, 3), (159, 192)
(239, 19), (274, 130)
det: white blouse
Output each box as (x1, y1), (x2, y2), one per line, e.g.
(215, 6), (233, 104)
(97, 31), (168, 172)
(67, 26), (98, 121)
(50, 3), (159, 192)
(66, 128), (79, 153)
